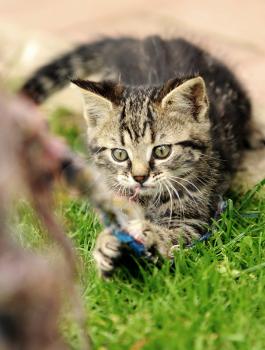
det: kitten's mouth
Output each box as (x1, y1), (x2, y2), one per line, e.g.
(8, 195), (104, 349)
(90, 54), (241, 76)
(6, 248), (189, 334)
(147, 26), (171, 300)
(129, 184), (154, 201)
(129, 186), (141, 201)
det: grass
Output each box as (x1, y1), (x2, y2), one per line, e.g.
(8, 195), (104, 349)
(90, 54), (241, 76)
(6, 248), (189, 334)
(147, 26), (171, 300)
(18, 107), (265, 350)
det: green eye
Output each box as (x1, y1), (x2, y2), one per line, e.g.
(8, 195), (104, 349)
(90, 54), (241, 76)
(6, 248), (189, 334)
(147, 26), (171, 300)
(153, 145), (172, 159)
(111, 148), (129, 162)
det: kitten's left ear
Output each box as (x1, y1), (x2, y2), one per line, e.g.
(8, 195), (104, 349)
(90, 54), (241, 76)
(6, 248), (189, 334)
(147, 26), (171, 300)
(160, 76), (209, 121)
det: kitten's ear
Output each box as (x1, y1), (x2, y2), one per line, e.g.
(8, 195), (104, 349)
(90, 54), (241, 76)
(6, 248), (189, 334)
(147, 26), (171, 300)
(72, 79), (124, 126)
(160, 76), (209, 121)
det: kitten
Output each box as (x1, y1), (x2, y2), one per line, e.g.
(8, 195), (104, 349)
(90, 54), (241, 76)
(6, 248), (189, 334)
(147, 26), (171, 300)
(21, 36), (251, 275)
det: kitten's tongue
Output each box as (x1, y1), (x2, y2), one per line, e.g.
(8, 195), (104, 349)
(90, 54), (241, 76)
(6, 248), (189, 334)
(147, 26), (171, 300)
(129, 185), (141, 202)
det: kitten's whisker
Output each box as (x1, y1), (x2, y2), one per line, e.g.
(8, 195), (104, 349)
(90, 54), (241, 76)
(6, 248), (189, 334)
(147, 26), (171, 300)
(200, 153), (224, 163)
(110, 180), (129, 198)
(189, 175), (209, 188)
(152, 182), (162, 207)
(166, 180), (185, 221)
(111, 184), (123, 196)
(167, 176), (201, 211)
(163, 182), (173, 227)
(169, 175), (203, 195)
(155, 181), (164, 207)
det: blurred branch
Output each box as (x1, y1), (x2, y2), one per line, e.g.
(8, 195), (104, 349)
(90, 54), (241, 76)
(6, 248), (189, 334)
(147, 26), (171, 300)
(0, 90), (141, 349)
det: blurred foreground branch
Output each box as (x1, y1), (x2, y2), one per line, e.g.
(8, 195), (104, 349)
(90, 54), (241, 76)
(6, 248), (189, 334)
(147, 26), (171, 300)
(0, 93), (75, 349)
(0, 92), (141, 349)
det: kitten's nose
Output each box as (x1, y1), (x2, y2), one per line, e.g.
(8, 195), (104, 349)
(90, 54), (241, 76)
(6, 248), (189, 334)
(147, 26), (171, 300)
(133, 175), (148, 184)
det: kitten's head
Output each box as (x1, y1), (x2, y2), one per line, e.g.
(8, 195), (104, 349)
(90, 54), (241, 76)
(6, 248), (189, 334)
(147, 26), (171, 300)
(73, 76), (210, 199)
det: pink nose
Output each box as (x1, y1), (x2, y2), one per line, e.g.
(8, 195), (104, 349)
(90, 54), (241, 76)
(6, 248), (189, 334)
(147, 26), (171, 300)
(133, 175), (148, 184)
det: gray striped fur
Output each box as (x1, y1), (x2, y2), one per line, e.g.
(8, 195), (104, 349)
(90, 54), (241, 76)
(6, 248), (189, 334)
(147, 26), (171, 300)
(21, 36), (251, 275)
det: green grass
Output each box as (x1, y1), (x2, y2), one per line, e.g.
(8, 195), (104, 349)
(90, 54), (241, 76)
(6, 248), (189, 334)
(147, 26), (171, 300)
(19, 107), (265, 350)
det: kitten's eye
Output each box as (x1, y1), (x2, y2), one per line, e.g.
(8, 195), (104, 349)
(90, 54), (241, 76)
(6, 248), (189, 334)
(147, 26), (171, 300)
(153, 145), (172, 159)
(111, 148), (129, 162)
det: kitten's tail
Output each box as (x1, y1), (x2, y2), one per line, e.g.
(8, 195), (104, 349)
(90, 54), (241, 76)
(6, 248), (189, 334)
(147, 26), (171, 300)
(20, 38), (109, 104)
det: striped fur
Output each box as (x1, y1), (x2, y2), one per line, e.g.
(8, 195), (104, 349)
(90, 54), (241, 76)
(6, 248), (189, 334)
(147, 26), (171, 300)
(21, 36), (251, 275)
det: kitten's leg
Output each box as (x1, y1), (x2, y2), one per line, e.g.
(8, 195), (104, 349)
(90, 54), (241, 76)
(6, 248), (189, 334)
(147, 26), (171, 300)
(93, 229), (121, 276)
(136, 219), (205, 258)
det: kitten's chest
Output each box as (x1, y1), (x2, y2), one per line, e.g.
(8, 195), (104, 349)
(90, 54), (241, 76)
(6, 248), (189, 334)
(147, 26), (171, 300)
(141, 198), (181, 223)
(141, 193), (210, 226)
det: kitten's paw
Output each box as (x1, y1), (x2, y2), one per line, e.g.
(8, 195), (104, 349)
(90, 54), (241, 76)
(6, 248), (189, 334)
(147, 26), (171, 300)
(126, 219), (155, 249)
(127, 220), (170, 257)
(93, 229), (121, 277)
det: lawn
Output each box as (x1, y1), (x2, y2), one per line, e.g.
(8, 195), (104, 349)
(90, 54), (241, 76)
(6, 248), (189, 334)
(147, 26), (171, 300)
(18, 106), (265, 350)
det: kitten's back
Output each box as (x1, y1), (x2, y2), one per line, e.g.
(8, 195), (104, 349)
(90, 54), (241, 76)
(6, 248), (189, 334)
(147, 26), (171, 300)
(21, 36), (246, 102)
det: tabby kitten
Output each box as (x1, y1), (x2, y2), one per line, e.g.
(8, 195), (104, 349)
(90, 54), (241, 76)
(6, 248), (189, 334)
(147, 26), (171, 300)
(21, 36), (251, 275)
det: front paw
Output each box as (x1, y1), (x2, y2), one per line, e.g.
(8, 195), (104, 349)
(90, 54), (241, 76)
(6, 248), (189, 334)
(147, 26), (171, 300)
(125, 219), (155, 249)
(126, 220), (168, 257)
(93, 229), (121, 276)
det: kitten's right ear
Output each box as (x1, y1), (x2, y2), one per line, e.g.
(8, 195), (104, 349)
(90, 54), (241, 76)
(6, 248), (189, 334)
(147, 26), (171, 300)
(158, 76), (209, 122)
(72, 79), (123, 126)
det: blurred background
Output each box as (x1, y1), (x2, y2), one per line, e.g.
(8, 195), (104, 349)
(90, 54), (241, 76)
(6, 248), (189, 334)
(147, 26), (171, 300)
(0, 4), (264, 349)
(0, 0), (264, 182)
(0, 0), (264, 45)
